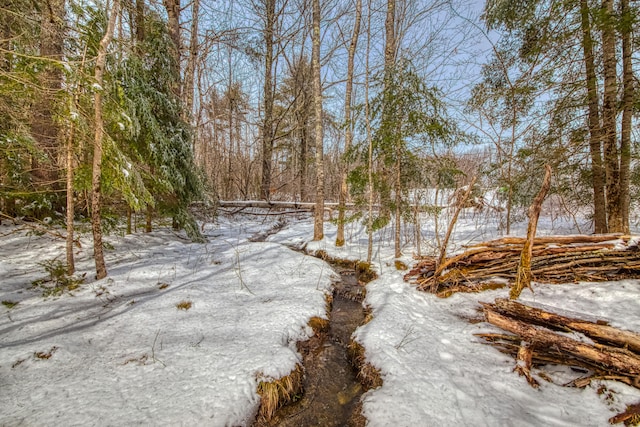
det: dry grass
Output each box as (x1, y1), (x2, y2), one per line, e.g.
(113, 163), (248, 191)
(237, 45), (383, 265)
(308, 316), (330, 334)
(256, 364), (304, 421)
(356, 261), (377, 283)
(348, 340), (383, 390)
(394, 260), (408, 271)
(175, 300), (192, 310)
(348, 400), (367, 427)
(362, 305), (374, 325)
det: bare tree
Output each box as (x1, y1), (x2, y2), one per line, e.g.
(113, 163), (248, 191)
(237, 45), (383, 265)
(336, 0), (362, 247)
(260, 0), (277, 200)
(312, 0), (324, 240)
(91, 0), (120, 280)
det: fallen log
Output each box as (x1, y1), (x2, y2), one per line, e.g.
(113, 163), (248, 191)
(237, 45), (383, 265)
(490, 298), (640, 354)
(483, 307), (640, 377)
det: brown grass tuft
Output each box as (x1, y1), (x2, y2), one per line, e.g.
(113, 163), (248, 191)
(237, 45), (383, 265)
(308, 316), (330, 334)
(394, 260), (408, 271)
(356, 261), (377, 283)
(348, 399), (367, 427)
(348, 340), (383, 390)
(176, 300), (192, 310)
(256, 364), (304, 421)
(361, 306), (374, 325)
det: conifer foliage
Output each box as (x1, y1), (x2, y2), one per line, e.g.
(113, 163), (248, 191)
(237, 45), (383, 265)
(0, 1), (204, 278)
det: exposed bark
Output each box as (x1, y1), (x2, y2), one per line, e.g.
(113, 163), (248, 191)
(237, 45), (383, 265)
(511, 165), (551, 299)
(261, 0), (276, 201)
(610, 403), (640, 425)
(620, 0), (633, 234)
(601, 0), (621, 232)
(91, 0), (120, 280)
(336, 0), (361, 247)
(484, 308), (640, 377)
(514, 342), (538, 388)
(491, 298), (640, 354)
(579, 0), (607, 233)
(312, 0), (324, 241)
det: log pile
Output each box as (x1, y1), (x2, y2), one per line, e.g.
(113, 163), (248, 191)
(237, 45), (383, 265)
(478, 299), (640, 423)
(405, 234), (640, 295)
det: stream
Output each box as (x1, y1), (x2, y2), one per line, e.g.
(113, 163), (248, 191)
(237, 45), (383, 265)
(255, 261), (367, 427)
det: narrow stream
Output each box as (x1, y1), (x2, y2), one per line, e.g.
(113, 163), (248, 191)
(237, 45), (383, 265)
(256, 262), (367, 427)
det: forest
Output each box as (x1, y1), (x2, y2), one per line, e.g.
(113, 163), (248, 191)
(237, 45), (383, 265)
(2, 0), (640, 425)
(1, 0), (638, 274)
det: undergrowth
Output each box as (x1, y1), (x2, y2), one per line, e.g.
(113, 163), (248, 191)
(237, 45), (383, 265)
(32, 259), (85, 297)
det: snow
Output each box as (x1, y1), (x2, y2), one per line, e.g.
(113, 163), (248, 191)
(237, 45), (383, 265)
(2, 210), (640, 426)
(0, 217), (334, 426)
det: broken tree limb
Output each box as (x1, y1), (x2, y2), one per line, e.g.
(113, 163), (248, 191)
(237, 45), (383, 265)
(436, 177), (477, 275)
(483, 307), (640, 377)
(609, 402), (640, 424)
(406, 233), (640, 295)
(511, 165), (552, 299)
(491, 298), (640, 354)
(515, 342), (539, 388)
(466, 234), (626, 248)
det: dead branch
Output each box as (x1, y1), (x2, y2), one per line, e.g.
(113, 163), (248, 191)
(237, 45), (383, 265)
(406, 234), (640, 295)
(512, 165), (552, 299)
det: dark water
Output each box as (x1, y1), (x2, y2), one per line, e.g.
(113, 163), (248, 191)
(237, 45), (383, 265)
(256, 265), (366, 427)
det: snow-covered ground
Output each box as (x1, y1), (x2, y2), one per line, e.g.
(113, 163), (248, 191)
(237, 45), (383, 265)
(2, 210), (640, 426)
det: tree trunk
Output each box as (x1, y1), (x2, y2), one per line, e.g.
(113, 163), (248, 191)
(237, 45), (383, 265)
(511, 165), (551, 299)
(135, 0), (145, 44)
(91, 0), (120, 280)
(312, 0), (324, 241)
(378, 0), (396, 225)
(336, 0), (361, 247)
(146, 204), (152, 232)
(298, 113), (308, 202)
(579, 0), (607, 234)
(620, 0), (632, 234)
(601, 0), (621, 232)
(162, 0), (181, 96)
(437, 177), (477, 271)
(183, 0), (200, 122)
(65, 95), (77, 275)
(364, 0), (374, 264)
(31, 0), (65, 207)
(261, 0), (276, 201)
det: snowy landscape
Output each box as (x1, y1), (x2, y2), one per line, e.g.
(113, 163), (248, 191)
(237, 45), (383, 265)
(2, 210), (640, 426)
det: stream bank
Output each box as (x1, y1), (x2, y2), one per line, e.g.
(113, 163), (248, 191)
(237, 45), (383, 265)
(254, 259), (371, 427)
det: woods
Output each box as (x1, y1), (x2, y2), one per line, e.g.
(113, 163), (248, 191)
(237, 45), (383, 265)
(0, 0), (638, 278)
